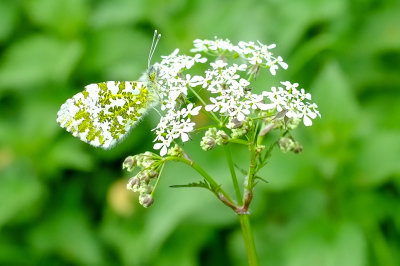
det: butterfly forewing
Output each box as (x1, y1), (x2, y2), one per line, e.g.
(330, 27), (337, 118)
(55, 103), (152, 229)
(57, 81), (155, 149)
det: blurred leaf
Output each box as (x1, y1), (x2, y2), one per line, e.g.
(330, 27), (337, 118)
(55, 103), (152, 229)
(0, 35), (82, 91)
(0, 1), (18, 43)
(308, 60), (361, 179)
(90, 0), (145, 29)
(13, 99), (60, 151)
(285, 221), (366, 266)
(356, 130), (400, 186)
(153, 225), (211, 266)
(28, 210), (105, 265)
(258, 149), (304, 190)
(83, 28), (150, 80)
(24, 0), (89, 36)
(0, 162), (44, 228)
(100, 208), (155, 265)
(311, 60), (360, 125)
(43, 137), (95, 174)
(0, 235), (32, 265)
(277, 0), (346, 53)
(354, 8), (400, 53)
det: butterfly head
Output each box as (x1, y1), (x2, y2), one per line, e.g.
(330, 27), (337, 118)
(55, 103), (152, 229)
(146, 64), (159, 83)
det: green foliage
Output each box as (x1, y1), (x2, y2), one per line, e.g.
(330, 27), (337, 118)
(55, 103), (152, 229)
(0, 0), (399, 265)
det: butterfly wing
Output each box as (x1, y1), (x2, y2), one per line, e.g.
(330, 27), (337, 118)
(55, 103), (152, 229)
(57, 81), (155, 148)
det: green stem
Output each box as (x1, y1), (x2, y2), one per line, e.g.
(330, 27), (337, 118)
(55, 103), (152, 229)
(238, 214), (259, 266)
(165, 156), (235, 206)
(151, 163), (165, 197)
(244, 130), (258, 198)
(227, 138), (249, 145)
(224, 146), (243, 205)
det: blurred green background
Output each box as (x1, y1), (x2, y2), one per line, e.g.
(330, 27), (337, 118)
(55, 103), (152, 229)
(1, 0), (400, 265)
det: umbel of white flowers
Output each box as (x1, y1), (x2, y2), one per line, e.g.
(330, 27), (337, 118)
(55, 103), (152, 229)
(151, 37), (320, 156)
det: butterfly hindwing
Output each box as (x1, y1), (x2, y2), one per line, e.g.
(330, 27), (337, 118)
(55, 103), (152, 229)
(57, 81), (155, 149)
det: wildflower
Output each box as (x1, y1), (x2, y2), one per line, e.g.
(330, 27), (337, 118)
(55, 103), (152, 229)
(263, 81), (320, 127)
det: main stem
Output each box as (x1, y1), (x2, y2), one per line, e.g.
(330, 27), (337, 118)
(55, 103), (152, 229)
(238, 214), (259, 266)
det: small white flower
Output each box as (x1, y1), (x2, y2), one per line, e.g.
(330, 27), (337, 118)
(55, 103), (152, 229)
(153, 136), (170, 157)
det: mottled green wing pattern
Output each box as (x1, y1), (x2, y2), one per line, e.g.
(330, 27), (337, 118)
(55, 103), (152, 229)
(57, 81), (156, 148)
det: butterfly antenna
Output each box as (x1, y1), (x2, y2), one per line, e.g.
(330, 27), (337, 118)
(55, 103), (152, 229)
(148, 30), (161, 68)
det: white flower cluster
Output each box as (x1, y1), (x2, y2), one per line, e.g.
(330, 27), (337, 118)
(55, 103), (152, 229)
(263, 81), (321, 126)
(153, 103), (201, 156)
(151, 38), (319, 156)
(156, 49), (206, 110)
(191, 38), (288, 75)
(152, 50), (205, 156)
(195, 60), (270, 121)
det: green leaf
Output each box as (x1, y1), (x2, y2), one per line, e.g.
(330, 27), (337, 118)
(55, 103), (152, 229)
(170, 180), (212, 190)
(254, 176), (269, 184)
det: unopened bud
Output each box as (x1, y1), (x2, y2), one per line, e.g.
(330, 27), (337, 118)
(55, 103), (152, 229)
(227, 117), (243, 129)
(292, 142), (303, 154)
(216, 130), (229, 145)
(278, 137), (294, 153)
(139, 194), (154, 208)
(127, 177), (140, 191)
(140, 171), (151, 183)
(123, 156), (137, 171)
(205, 127), (218, 137)
(167, 144), (184, 157)
(201, 136), (216, 151)
(255, 145), (265, 153)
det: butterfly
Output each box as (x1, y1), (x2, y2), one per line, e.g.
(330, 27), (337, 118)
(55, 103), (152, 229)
(56, 31), (162, 149)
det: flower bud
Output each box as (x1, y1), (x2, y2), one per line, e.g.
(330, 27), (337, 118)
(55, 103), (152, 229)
(231, 126), (249, 138)
(227, 117), (243, 129)
(167, 144), (184, 157)
(137, 152), (156, 169)
(205, 127), (218, 137)
(255, 145), (265, 153)
(123, 156), (137, 171)
(278, 137), (295, 153)
(292, 141), (303, 154)
(216, 130), (229, 145)
(139, 194), (154, 208)
(148, 170), (159, 179)
(138, 184), (153, 194)
(201, 136), (216, 151)
(139, 171), (151, 184)
(286, 117), (301, 130)
(126, 177), (140, 191)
